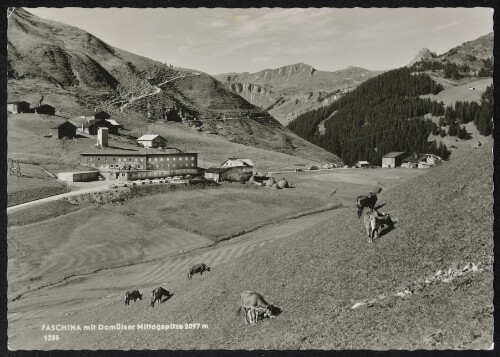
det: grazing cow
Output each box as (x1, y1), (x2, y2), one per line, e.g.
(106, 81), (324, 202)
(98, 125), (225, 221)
(150, 287), (171, 307)
(356, 189), (381, 218)
(238, 291), (275, 324)
(125, 290), (143, 305)
(364, 210), (395, 243)
(187, 263), (210, 280)
(246, 306), (268, 325)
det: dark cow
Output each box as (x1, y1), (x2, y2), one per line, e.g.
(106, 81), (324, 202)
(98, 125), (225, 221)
(363, 209), (395, 243)
(238, 291), (276, 324)
(188, 263), (210, 280)
(150, 287), (171, 307)
(356, 189), (381, 218)
(125, 290), (143, 305)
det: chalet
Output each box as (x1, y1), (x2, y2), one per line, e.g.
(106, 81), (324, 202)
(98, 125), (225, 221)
(81, 119), (118, 135)
(7, 101), (30, 113)
(204, 166), (253, 183)
(401, 153), (442, 169)
(33, 104), (56, 115)
(137, 134), (167, 148)
(78, 110), (111, 121)
(50, 121), (77, 139)
(381, 152), (406, 168)
(355, 161), (370, 168)
(221, 158), (255, 167)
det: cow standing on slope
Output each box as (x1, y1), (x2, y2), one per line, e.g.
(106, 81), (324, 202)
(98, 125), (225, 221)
(150, 287), (172, 307)
(124, 290), (143, 305)
(356, 188), (382, 218)
(238, 291), (276, 325)
(187, 263), (210, 280)
(363, 209), (396, 243)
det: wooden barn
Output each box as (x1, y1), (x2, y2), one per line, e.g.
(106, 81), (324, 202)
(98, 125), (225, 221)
(50, 120), (77, 139)
(382, 152), (406, 168)
(33, 104), (56, 115)
(7, 101), (30, 113)
(137, 134), (167, 148)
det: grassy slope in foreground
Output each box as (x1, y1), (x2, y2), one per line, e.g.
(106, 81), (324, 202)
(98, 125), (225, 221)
(45, 143), (492, 350)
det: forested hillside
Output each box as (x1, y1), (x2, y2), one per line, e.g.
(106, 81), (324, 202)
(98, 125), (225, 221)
(440, 85), (493, 136)
(287, 68), (492, 165)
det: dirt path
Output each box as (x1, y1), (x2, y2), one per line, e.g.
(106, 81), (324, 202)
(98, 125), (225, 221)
(119, 73), (201, 111)
(7, 181), (110, 212)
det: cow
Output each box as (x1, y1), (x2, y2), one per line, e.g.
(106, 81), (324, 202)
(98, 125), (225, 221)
(187, 263), (210, 280)
(125, 290), (142, 305)
(237, 291), (276, 324)
(150, 287), (171, 307)
(356, 188), (381, 218)
(364, 209), (395, 243)
(246, 306), (268, 325)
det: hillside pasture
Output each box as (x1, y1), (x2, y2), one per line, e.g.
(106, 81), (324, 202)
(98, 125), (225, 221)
(6, 164), (438, 349)
(143, 122), (337, 170)
(420, 77), (492, 106)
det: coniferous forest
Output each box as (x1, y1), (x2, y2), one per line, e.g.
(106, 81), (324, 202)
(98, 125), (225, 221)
(287, 68), (492, 165)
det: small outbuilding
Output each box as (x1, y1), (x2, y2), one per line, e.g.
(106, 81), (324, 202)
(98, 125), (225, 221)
(57, 171), (99, 182)
(7, 101), (30, 113)
(33, 104), (56, 115)
(381, 152), (406, 168)
(137, 134), (167, 148)
(50, 121), (77, 139)
(355, 161), (370, 168)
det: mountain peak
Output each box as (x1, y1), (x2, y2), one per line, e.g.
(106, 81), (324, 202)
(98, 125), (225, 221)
(407, 48), (434, 67)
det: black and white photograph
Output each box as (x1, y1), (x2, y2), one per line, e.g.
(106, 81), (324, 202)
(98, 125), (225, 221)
(3, 4), (495, 351)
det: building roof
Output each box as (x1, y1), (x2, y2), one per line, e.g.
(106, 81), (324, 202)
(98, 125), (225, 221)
(357, 161), (370, 165)
(33, 104), (56, 110)
(137, 134), (166, 141)
(105, 119), (120, 126)
(50, 120), (76, 129)
(382, 151), (406, 158)
(222, 158), (255, 167)
(82, 119), (105, 128)
(206, 167), (229, 174)
(59, 171), (99, 175)
(80, 151), (196, 156)
(402, 153), (428, 163)
(8, 101), (29, 104)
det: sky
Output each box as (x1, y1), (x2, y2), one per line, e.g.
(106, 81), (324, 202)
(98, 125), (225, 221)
(27, 7), (493, 75)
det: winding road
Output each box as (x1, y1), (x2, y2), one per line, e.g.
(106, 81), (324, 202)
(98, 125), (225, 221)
(119, 72), (201, 111)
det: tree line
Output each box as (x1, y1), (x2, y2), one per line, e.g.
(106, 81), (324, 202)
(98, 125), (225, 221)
(410, 57), (493, 79)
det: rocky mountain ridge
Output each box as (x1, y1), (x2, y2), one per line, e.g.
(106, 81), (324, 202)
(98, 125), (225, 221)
(214, 63), (381, 124)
